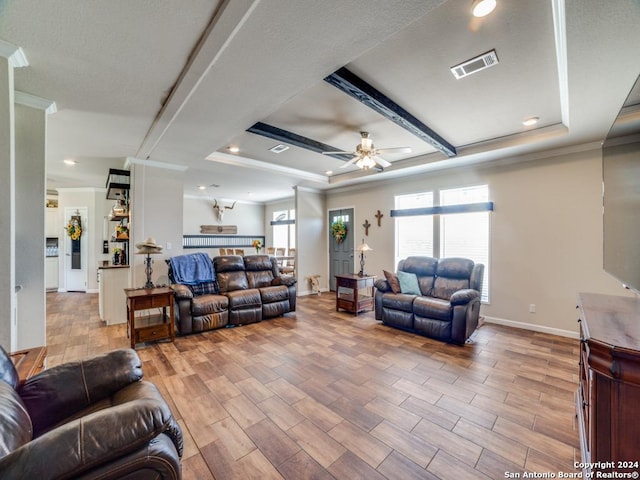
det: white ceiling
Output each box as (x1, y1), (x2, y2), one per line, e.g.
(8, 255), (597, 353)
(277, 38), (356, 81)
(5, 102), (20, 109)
(2, 0), (639, 203)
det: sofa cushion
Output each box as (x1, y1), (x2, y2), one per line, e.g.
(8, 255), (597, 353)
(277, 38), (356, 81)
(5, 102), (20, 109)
(226, 289), (262, 309)
(191, 294), (229, 316)
(217, 271), (249, 293)
(382, 292), (416, 313)
(259, 285), (289, 303)
(413, 296), (452, 321)
(383, 270), (401, 294)
(432, 277), (471, 301)
(0, 381), (32, 458)
(398, 271), (421, 295)
(246, 270), (274, 289)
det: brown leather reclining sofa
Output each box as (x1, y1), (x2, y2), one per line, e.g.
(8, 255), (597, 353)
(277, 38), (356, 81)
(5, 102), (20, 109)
(169, 254), (296, 335)
(374, 256), (484, 345)
(0, 347), (183, 479)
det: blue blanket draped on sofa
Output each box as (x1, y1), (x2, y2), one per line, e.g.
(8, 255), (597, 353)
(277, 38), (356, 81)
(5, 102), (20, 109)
(168, 253), (215, 285)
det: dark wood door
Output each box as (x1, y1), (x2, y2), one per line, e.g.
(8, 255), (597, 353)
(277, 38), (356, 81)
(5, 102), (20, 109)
(329, 208), (354, 291)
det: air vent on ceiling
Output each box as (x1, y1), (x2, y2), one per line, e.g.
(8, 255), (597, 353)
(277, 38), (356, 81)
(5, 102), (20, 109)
(269, 144), (289, 153)
(450, 49), (499, 79)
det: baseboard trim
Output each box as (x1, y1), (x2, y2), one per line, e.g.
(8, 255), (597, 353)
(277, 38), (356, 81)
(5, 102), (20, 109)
(298, 288), (329, 297)
(483, 315), (579, 339)
(87, 289), (98, 294)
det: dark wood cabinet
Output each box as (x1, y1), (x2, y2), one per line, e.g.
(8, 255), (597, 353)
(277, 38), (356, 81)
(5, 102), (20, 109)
(335, 274), (376, 315)
(125, 287), (175, 348)
(576, 293), (640, 474)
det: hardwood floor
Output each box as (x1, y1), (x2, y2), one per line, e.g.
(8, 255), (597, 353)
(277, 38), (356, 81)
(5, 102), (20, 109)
(46, 291), (581, 479)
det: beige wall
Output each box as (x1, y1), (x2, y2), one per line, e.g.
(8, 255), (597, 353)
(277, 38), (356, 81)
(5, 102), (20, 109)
(327, 147), (631, 336)
(183, 196), (264, 237)
(295, 187), (327, 295)
(131, 164), (184, 287)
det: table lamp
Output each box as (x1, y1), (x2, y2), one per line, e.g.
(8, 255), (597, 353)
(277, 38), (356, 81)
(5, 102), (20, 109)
(356, 239), (373, 276)
(135, 237), (163, 288)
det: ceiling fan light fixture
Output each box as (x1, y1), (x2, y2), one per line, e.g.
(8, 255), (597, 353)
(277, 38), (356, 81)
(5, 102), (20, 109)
(472, 0), (496, 17)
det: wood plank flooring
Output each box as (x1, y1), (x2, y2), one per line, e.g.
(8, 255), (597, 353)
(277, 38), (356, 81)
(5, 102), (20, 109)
(46, 291), (582, 479)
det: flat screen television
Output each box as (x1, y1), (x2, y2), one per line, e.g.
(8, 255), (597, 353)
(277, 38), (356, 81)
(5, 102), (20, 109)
(602, 73), (640, 294)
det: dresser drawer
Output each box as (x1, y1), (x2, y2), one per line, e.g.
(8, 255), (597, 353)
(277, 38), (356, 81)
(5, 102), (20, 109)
(135, 323), (171, 344)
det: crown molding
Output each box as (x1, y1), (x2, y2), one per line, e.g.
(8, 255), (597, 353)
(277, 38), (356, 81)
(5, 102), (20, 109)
(14, 91), (57, 114)
(0, 39), (28, 68)
(125, 157), (188, 171)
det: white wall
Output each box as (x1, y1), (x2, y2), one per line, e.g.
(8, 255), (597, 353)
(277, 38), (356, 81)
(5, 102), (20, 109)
(14, 104), (47, 349)
(295, 187), (327, 295)
(131, 164), (185, 287)
(326, 148), (631, 336)
(0, 57), (15, 350)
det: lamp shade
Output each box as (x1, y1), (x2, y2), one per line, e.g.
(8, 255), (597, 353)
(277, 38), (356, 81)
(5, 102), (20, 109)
(356, 242), (373, 252)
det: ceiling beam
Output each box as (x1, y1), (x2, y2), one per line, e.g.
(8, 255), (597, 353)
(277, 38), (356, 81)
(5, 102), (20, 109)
(324, 67), (457, 157)
(247, 122), (353, 161)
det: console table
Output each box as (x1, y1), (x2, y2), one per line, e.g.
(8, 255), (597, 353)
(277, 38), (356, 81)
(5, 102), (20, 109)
(335, 273), (376, 315)
(125, 287), (175, 348)
(576, 292), (640, 476)
(10, 346), (47, 385)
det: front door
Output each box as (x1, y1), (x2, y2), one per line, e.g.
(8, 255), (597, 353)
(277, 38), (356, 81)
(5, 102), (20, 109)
(328, 208), (354, 291)
(64, 207), (88, 292)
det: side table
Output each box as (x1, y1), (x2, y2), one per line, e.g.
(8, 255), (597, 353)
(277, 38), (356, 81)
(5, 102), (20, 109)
(335, 273), (376, 315)
(10, 346), (47, 385)
(125, 287), (175, 348)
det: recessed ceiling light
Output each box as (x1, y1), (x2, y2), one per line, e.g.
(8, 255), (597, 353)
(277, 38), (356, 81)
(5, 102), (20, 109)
(198, 185), (206, 190)
(325, 170), (333, 175)
(63, 159), (77, 165)
(228, 146), (240, 153)
(522, 116), (539, 126)
(472, 0), (496, 17)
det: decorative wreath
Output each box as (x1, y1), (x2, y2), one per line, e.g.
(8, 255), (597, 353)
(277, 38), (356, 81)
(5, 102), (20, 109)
(331, 220), (347, 243)
(65, 217), (82, 240)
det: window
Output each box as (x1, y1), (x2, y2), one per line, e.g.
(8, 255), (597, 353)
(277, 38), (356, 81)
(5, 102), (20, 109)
(440, 186), (490, 302)
(395, 192), (433, 266)
(272, 209), (296, 252)
(394, 185), (490, 302)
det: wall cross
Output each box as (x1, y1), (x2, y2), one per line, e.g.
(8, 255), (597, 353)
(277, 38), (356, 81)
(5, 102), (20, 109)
(363, 219), (371, 236)
(375, 210), (384, 226)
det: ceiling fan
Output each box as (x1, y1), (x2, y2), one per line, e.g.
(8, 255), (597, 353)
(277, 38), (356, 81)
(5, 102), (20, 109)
(322, 132), (411, 170)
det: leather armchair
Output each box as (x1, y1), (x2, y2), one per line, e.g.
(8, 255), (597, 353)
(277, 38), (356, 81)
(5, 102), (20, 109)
(0, 347), (183, 480)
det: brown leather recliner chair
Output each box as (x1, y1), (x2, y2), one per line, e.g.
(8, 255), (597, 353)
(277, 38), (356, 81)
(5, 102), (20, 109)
(0, 347), (183, 479)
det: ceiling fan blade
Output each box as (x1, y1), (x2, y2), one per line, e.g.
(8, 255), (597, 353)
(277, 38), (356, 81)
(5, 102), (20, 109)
(376, 146), (412, 154)
(322, 150), (354, 155)
(339, 156), (359, 168)
(375, 156), (392, 168)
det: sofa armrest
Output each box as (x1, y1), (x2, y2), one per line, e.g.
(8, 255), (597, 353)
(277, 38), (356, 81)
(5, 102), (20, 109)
(18, 349), (142, 436)
(272, 276), (296, 287)
(374, 278), (391, 292)
(450, 289), (479, 306)
(0, 383), (182, 480)
(170, 283), (193, 300)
